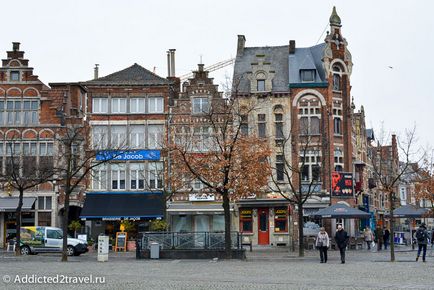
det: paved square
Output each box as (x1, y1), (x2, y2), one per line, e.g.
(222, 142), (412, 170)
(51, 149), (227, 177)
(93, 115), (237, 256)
(0, 247), (433, 289)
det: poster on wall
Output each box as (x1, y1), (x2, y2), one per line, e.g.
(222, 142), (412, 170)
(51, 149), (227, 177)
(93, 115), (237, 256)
(331, 172), (354, 197)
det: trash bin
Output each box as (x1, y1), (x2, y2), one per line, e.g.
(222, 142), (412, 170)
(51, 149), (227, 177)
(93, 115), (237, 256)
(150, 242), (159, 259)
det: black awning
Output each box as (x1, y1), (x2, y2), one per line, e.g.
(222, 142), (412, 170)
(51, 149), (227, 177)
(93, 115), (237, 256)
(310, 203), (371, 219)
(80, 192), (164, 220)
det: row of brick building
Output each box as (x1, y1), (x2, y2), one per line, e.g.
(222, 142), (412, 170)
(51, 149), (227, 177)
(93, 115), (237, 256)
(0, 7), (426, 248)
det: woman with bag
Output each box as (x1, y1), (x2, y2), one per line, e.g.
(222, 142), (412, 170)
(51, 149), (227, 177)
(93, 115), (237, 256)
(363, 226), (374, 250)
(316, 227), (330, 263)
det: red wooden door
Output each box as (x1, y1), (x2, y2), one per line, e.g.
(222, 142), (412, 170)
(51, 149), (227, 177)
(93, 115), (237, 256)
(257, 208), (269, 245)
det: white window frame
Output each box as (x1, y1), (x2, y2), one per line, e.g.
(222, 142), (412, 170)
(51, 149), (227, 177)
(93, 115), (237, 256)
(111, 98), (127, 114)
(148, 162), (163, 189)
(130, 163), (145, 190)
(92, 98), (108, 114)
(111, 164), (126, 190)
(300, 150), (321, 182)
(93, 164), (107, 190)
(129, 125), (145, 149)
(130, 98), (146, 114)
(298, 100), (321, 135)
(92, 126), (109, 149)
(192, 97), (209, 114)
(110, 126), (127, 148)
(148, 97), (164, 113)
(147, 124), (163, 149)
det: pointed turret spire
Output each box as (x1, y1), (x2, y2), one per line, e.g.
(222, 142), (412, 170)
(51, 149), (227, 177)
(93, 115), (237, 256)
(329, 6), (342, 27)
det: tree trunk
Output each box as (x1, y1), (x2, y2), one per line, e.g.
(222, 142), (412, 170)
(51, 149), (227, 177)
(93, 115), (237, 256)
(389, 191), (395, 262)
(14, 189), (24, 256)
(61, 191), (70, 262)
(222, 190), (232, 258)
(298, 202), (305, 257)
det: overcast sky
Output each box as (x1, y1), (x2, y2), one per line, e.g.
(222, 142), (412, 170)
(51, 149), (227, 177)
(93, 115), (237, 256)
(2, 0), (433, 149)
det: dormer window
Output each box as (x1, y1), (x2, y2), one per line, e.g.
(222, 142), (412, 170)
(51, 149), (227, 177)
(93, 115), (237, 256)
(256, 72), (267, 92)
(10, 71), (20, 81)
(257, 80), (265, 91)
(300, 70), (315, 82)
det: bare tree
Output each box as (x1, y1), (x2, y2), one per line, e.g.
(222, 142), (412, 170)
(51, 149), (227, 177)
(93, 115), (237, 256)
(269, 117), (323, 257)
(55, 122), (127, 262)
(1, 134), (56, 256)
(369, 126), (422, 261)
(169, 80), (271, 257)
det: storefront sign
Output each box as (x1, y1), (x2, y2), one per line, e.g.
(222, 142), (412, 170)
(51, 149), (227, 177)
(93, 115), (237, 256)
(274, 208), (287, 219)
(115, 232), (127, 252)
(240, 209), (252, 219)
(96, 150), (160, 161)
(332, 172), (354, 197)
(188, 193), (215, 201)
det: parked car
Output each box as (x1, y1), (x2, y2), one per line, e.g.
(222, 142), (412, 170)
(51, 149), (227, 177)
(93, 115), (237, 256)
(19, 226), (88, 256)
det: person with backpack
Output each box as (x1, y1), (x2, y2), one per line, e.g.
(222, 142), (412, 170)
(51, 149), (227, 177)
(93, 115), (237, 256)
(415, 223), (428, 262)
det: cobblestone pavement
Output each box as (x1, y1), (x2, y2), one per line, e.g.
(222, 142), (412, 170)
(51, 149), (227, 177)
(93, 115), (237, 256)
(0, 247), (433, 290)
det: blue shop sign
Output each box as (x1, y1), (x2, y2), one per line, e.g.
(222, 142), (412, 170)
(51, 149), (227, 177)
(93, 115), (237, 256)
(96, 150), (160, 161)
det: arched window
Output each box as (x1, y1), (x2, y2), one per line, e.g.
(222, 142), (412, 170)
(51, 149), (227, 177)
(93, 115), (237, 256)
(332, 66), (341, 91)
(298, 97), (321, 135)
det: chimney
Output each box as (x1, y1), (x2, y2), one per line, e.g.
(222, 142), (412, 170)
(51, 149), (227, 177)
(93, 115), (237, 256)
(289, 40), (296, 54)
(12, 42), (20, 51)
(94, 64), (99, 80)
(237, 35), (246, 56)
(391, 134), (398, 159)
(167, 50), (171, 77)
(169, 49), (176, 77)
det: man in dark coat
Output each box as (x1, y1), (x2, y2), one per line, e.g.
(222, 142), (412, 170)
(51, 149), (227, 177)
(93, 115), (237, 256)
(334, 224), (349, 264)
(383, 228), (390, 250)
(415, 223), (428, 262)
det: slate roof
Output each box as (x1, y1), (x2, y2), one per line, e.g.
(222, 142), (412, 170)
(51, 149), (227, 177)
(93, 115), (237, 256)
(83, 63), (170, 86)
(288, 43), (326, 84)
(233, 43), (327, 93)
(233, 45), (289, 93)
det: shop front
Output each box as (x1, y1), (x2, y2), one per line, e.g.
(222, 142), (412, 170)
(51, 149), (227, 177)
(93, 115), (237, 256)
(80, 192), (165, 241)
(0, 197), (37, 247)
(237, 199), (291, 247)
(167, 203), (232, 233)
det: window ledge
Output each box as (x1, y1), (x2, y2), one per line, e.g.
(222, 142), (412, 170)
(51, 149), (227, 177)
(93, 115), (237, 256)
(240, 232), (254, 235)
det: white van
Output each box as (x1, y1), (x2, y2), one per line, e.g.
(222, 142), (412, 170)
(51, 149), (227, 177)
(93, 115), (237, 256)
(20, 226), (88, 256)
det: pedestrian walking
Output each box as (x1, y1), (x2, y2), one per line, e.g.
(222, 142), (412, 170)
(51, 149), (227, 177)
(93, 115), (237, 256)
(375, 227), (383, 251)
(334, 224), (349, 264)
(383, 228), (390, 250)
(316, 227), (330, 263)
(363, 226), (374, 250)
(415, 223), (429, 262)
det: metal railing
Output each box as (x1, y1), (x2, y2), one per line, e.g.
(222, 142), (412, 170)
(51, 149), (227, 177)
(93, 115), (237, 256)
(137, 231), (242, 251)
